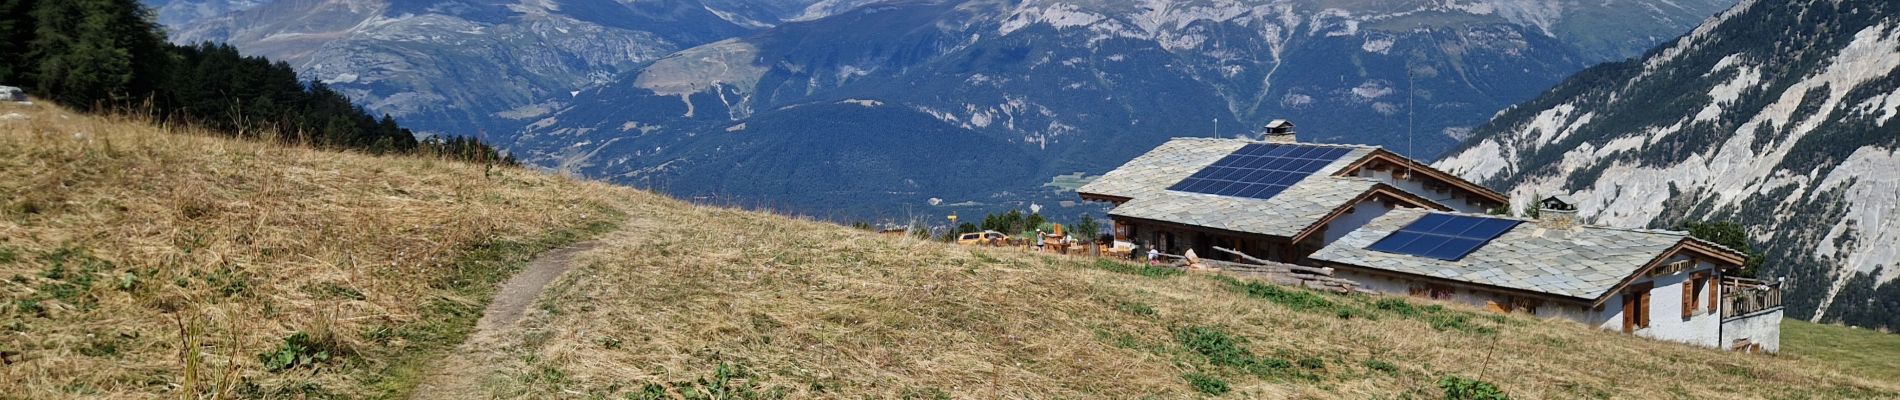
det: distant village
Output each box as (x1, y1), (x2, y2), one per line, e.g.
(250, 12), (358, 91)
(946, 121), (1786, 352)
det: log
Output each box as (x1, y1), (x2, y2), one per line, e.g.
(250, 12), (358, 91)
(1210, 246), (1335, 276)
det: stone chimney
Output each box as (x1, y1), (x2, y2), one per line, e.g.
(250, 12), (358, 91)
(1538, 194), (1580, 230)
(1263, 119), (1297, 143)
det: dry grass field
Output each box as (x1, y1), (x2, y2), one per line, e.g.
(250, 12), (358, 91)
(0, 102), (636, 398)
(495, 209), (1900, 398)
(3, 101), (1898, 399)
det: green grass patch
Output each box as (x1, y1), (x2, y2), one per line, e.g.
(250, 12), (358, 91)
(1114, 300), (1157, 317)
(624, 362), (788, 400)
(1213, 275), (1369, 320)
(1362, 359), (1397, 374)
(1438, 375), (1508, 400)
(1088, 259), (1182, 278)
(1782, 319), (1900, 383)
(1173, 326), (1314, 382)
(1181, 372), (1229, 395)
(1373, 297), (1499, 335)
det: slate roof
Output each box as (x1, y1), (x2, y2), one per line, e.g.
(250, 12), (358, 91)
(1309, 208), (1704, 301)
(1077, 138), (1379, 238)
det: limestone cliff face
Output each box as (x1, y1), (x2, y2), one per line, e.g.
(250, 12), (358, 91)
(1438, 0), (1900, 328)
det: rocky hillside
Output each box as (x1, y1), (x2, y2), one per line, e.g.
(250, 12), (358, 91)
(512, 0), (1733, 219)
(1436, 0), (1900, 330)
(144, 0), (845, 138)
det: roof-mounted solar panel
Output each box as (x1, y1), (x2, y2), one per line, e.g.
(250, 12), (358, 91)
(1365, 214), (1521, 261)
(1166, 144), (1351, 200)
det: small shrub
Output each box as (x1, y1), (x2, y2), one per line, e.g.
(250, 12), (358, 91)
(1362, 359), (1398, 373)
(1438, 375), (1508, 400)
(1182, 372), (1229, 395)
(259, 332), (339, 372)
(14, 299), (44, 316)
(1296, 357), (1325, 370)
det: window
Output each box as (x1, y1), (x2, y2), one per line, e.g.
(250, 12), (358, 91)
(1623, 283), (1652, 333)
(1685, 272), (1711, 319)
(1512, 297), (1543, 315)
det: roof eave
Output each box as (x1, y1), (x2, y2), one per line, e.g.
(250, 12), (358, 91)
(1288, 184), (1450, 245)
(1341, 150), (1510, 205)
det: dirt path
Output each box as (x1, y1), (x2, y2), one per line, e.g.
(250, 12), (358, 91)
(410, 241), (600, 399)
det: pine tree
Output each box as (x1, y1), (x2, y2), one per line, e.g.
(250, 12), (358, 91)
(0, 0), (38, 83)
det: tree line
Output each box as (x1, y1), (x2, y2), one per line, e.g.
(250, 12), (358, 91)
(0, 0), (514, 165)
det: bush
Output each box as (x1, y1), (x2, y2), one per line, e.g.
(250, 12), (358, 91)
(1438, 375), (1509, 400)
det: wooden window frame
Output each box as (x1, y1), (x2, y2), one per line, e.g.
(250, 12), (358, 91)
(1685, 271), (1711, 319)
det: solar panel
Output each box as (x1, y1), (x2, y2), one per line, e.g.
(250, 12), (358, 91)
(1365, 214), (1521, 261)
(1166, 143), (1352, 200)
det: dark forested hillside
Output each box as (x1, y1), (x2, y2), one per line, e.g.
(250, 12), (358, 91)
(0, 0), (510, 164)
(1437, 0), (1900, 330)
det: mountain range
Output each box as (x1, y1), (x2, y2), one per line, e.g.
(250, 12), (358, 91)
(500, 0), (1735, 218)
(1437, 0), (1900, 330)
(141, 0), (852, 138)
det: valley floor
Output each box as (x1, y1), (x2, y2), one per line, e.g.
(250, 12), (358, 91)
(3, 101), (1898, 398)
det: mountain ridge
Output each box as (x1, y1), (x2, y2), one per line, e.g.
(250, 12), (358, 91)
(511, 0), (1735, 220)
(1436, 0), (1900, 330)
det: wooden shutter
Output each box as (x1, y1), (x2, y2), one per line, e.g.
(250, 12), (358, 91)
(1708, 277), (1720, 314)
(1622, 294), (1636, 333)
(1687, 278), (1702, 318)
(1639, 291), (1651, 328)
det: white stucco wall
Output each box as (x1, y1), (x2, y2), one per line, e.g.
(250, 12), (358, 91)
(1320, 200), (1399, 245)
(1592, 257), (1726, 348)
(1721, 308), (1783, 353)
(1356, 168), (1489, 213)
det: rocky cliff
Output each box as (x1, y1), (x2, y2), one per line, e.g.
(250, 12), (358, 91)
(1438, 0), (1900, 329)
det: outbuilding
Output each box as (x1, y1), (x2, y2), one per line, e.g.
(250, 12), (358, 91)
(1307, 202), (1783, 352)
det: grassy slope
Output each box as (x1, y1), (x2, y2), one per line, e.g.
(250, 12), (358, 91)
(495, 204), (1900, 398)
(0, 102), (640, 398)
(1783, 320), (1900, 384)
(5, 101), (1898, 399)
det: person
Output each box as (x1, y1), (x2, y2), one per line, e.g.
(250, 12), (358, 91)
(1035, 230), (1047, 251)
(1147, 247), (1160, 265)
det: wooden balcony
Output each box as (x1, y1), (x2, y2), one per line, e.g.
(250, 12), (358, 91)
(1721, 276), (1783, 320)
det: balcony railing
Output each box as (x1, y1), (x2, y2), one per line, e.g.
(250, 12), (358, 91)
(1721, 276), (1783, 320)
